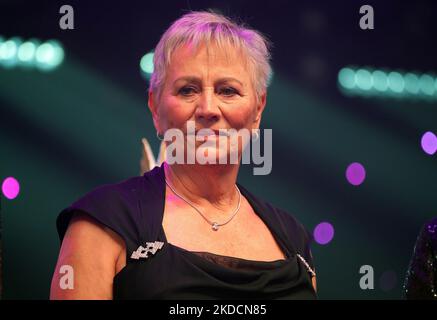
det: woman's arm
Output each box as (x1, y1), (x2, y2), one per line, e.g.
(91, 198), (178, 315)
(50, 212), (125, 299)
(312, 276), (317, 292)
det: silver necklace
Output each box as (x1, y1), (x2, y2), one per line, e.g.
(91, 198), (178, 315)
(165, 179), (242, 231)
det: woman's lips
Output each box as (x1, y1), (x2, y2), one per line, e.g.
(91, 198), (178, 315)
(189, 129), (230, 136)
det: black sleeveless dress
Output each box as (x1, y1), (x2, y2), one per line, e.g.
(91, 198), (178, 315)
(56, 163), (317, 299)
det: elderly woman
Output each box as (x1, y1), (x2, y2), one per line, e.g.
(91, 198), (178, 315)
(50, 11), (317, 299)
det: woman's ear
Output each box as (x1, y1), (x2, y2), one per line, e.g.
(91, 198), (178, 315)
(148, 90), (160, 132)
(253, 91), (267, 127)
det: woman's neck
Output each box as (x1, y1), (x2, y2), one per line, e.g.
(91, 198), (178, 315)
(163, 161), (240, 213)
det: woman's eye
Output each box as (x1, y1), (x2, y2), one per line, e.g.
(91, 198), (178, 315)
(178, 86), (198, 96)
(219, 87), (239, 97)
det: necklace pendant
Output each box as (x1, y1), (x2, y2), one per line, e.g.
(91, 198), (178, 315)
(212, 222), (219, 231)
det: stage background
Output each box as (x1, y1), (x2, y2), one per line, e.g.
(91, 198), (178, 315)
(1, 0), (437, 299)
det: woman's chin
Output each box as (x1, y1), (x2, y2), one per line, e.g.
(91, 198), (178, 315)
(193, 146), (240, 165)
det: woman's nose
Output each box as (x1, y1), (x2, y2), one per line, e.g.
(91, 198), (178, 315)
(194, 91), (220, 124)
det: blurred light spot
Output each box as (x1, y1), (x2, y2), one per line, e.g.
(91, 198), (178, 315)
(346, 162), (366, 186)
(372, 70), (388, 92)
(338, 66), (437, 101)
(313, 222), (334, 245)
(35, 40), (64, 71)
(387, 71), (405, 93)
(301, 54), (326, 84)
(267, 69), (274, 87)
(301, 10), (326, 35)
(404, 73), (420, 94)
(0, 36), (64, 71)
(355, 69), (372, 91)
(0, 37), (21, 67)
(380, 270), (398, 292)
(421, 131), (437, 155)
(2, 177), (20, 200)
(17, 40), (37, 63)
(140, 52), (154, 77)
(338, 68), (356, 89)
(418, 74), (435, 96)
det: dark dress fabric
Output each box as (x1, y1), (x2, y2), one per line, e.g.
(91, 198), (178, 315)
(404, 217), (437, 299)
(56, 162), (316, 300)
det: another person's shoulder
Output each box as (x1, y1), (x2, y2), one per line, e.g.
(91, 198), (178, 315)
(404, 217), (437, 299)
(422, 217), (437, 239)
(413, 216), (437, 253)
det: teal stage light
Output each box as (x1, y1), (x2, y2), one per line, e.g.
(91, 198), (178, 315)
(140, 52), (154, 79)
(0, 37), (21, 68)
(0, 36), (64, 71)
(338, 67), (356, 90)
(338, 66), (437, 100)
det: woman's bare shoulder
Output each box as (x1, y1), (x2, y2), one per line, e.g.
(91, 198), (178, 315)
(50, 212), (124, 299)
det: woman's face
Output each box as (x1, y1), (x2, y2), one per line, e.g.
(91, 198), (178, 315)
(148, 42), (266, 164)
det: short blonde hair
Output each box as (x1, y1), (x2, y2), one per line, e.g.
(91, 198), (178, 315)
(150, 10), (272, 101)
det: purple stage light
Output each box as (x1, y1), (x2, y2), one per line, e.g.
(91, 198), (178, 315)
(313, 222), (334, 245)
(2, 176), (20, 200)
(346, 162), (366, 186)
(421, 131), (437, 155)
(380, 270), (398, 292)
